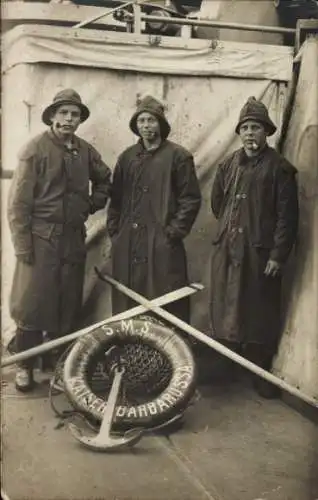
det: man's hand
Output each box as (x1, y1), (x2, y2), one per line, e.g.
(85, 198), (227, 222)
(17, 252), (34, 265)
(264, 259), (281, 277)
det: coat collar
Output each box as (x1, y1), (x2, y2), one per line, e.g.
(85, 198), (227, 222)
(47, 129), (80, 153)
(238, 143), (269, 166)
(135, 138), (167, 157)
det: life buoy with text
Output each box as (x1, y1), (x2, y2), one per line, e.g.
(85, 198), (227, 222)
(63, 316), (196, 429)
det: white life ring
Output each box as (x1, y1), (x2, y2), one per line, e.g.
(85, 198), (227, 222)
(63, 316), (196, 429)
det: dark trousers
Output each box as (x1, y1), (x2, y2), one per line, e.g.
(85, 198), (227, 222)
(221, 340), (277, 373)
(15, 328), (43, 368)
(14, 328), (70, 369)
(244, 342), (276, 371)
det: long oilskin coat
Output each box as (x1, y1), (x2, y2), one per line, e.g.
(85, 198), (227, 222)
(107, 139), (201, 322)
(210, 145), (298, 351)
(8, 130), (111, 335)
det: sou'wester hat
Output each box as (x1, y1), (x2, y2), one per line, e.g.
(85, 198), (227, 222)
(42, 89), (90, 126)
(129, 95), (171, 139)
(235, 96), (277, 136)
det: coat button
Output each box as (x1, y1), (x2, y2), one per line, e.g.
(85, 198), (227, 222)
(236, 194), (241, 199)
(241, 194), (247, 199)
(238, 227), (243, 233)
(142, 186), (149, 192)
(132, 223), (138, 229)
(133, 257), (147, 264)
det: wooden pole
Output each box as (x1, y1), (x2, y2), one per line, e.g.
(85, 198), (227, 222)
(99, 271), (318, 409)
(1, 283), (203, 368)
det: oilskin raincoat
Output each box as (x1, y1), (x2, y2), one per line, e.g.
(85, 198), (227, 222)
(210, 145), (298, 351)
(107, 139), (201, 322)
(8, 130), (111, 334)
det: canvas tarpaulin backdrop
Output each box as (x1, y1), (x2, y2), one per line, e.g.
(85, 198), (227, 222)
(273, 36), (318, 399)
(4, 25), (315, 396)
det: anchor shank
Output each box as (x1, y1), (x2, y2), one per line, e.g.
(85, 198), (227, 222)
(99, 368), (124, 437)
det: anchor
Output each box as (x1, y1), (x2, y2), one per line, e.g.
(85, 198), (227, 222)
(68, 346), (144, 451)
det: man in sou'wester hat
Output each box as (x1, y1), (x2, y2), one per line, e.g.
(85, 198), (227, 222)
(209, 96), (299, 398)
(107, 95), (201, 327)
(8, 89), (112, 392)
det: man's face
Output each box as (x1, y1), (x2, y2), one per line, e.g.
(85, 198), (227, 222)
(136, 112), (161, 143)
(51, 104), (82, 138)
(239, 119), (268, 155)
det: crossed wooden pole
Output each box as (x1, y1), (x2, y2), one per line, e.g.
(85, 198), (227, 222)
(1, 280), (203, 367)
(96, 269), (318, 410)
(2, 268), (317, 410)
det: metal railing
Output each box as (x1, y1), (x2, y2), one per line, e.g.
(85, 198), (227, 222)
(72, 0), (296, 36)
(126, 12), (296, 35)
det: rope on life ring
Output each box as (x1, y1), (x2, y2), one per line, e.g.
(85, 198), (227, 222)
(63, 316), (196, 429)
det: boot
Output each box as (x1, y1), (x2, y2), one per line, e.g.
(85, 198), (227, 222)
(245, 343), (281, 400)
(253, 378), (281, 399)
(40, 332), (70, 372)
(14, 327), (41, 392)
(15, 364), (34, 392)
